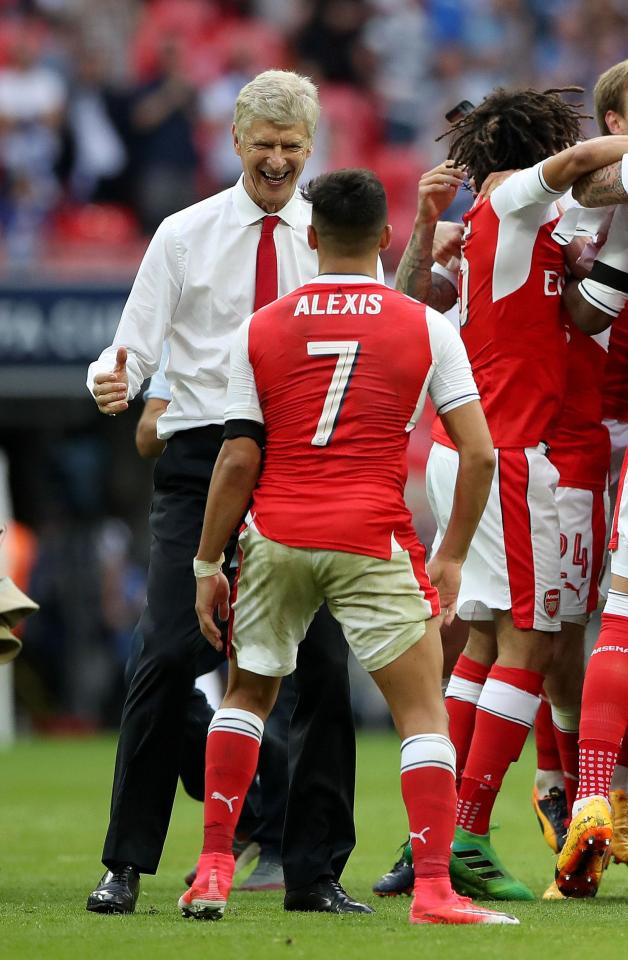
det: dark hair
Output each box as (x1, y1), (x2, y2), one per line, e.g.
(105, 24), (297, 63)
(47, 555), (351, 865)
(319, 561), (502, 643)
(437, 87), (587, 190)
(302, 168), (387, 253)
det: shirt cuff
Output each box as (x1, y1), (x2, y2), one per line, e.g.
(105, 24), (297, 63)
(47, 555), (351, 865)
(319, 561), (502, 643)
(437, 392), (481, 416)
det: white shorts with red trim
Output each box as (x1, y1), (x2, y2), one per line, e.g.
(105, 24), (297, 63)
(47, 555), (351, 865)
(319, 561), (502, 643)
(427, 442), (561, 632)
(609, 446), (628, 578)
(229, 522), (437, 677)
(557, 485), (609, 623)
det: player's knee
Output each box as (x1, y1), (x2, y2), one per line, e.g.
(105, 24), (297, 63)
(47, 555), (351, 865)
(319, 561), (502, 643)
(223, 677), (278, 720)
(395, 699), (449, 740)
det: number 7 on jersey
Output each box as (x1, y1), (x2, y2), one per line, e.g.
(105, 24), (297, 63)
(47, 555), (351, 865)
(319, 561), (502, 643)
(308, 340), (360, 446)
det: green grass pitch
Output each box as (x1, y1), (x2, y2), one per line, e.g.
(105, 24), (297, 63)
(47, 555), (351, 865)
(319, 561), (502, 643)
(1, 733), (627, 959)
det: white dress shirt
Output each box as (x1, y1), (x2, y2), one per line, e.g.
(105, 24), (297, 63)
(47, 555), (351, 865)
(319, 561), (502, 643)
(143, 344), (171, 403)
(87, 176), (318, 438)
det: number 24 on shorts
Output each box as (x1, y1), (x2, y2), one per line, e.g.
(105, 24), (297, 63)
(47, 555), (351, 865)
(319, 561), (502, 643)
(560, 531), (589, 578)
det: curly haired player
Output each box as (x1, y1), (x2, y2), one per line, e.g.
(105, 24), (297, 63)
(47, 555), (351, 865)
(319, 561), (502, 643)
(376, 87), (628, 902)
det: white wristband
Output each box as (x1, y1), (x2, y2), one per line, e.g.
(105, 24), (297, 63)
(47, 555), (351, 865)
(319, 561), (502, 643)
(193, 554), (225, 578)
(432, 261), (459, 289)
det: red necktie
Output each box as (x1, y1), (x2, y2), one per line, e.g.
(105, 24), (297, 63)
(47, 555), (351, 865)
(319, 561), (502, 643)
(254, 215), (280, 311)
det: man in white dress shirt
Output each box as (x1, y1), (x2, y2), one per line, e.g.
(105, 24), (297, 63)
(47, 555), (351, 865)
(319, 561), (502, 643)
(85, 71), (367, 916)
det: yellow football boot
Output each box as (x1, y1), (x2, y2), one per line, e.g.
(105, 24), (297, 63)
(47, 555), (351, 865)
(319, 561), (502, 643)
(609, 789), (628, 864)
(555, 798), (612, 898)
(542, 879), (565, 900)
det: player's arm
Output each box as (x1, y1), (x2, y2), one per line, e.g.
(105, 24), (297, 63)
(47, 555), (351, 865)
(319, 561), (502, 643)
(572, 157), (628, 208)
(194, 317), (265, 650)
(563, 204), (628, 333)
(136, 399), (169, 458)
(136, 344), (172, 457)
(541, 136), (628, 196)
(395, 162), (464, 311)
(437, 401), (495, 557)
(424, 309), (495, 623)
(86, 219), (182, 414)
(430, 401), (494, 624)
(194, 435), (262, 651)
(489, 138), (628, 220)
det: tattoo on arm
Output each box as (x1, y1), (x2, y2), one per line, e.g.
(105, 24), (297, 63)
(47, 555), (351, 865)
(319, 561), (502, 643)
(572, 161), (628, 207)
(395, 224), (458, 312)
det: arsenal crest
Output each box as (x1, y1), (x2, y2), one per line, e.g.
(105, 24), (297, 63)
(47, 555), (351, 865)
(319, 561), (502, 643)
(544, 589), (560, 618)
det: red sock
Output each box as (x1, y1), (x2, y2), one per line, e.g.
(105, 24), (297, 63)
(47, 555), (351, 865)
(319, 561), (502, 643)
(534, 696), (561, 772)
(575, 611), (628, 803)
(575, 739), (618, 802)
(457, 665), (543, 835)
(203, 708), (263, 856)
(551, 710), (580, 810)
(445, 654), (490, 785)
(400, 734), (457, 881)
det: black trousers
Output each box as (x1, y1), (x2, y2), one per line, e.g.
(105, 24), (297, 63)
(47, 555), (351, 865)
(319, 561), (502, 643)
(102, 426), (356, 885)
(282, 605), (356, 888)
(124, 627), (290, 852)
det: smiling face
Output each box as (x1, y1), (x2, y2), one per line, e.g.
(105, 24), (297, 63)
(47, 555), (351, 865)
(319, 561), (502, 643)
(233, 119), (312, 213)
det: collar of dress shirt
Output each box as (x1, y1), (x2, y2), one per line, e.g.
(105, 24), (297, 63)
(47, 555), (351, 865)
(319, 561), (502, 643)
(232, 174), (304, 229)
(314, 273), (385, 285)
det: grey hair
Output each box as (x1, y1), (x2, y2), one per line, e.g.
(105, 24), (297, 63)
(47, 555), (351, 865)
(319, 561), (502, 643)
(234, 70), (320, 142)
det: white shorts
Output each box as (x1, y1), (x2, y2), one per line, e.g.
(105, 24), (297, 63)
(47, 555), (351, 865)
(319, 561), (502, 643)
(229, 524), (435, 677)
(427, 442), (561, 632)
(556, 485), (609, 623)
(610, 447), (628, 578)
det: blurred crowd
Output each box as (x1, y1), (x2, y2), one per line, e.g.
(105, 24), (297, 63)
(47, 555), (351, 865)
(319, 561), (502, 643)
(0, 0), (626, 271)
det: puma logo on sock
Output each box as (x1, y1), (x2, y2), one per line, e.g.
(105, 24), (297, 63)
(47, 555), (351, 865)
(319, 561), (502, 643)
(211, 791), (238, 813)
(410, 827), (431, 844)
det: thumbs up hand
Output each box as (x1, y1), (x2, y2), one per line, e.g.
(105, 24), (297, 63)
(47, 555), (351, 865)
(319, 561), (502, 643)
(93, 346), (129, 415)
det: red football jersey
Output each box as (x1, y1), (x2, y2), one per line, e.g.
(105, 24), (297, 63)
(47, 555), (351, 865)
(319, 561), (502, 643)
(603, 302), (628, 422)
(432, 162), (568, 450)
(547, 319), (610, 491)
(225, 275), (479, 561)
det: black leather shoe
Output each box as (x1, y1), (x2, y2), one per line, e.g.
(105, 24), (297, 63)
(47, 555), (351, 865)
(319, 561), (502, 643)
(86, 865), (140, 914)
(284, 879), (374, 914)
(372, 839), (414, 896)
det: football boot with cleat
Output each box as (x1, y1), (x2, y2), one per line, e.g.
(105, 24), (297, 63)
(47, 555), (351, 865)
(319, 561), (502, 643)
(372, 839), (414, 897)
(555, 798), (612, 898)
(609, 789), (628, 865)
(410, 877), (519, 925)
(179, 852), (235, 920)
(450, 826), (535, 901)
(532, 785), (569, 854)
